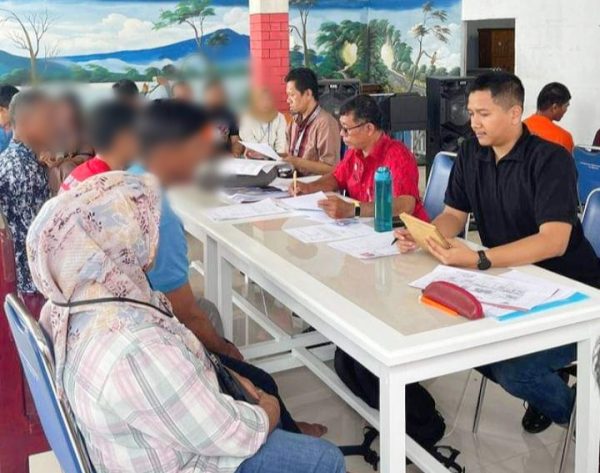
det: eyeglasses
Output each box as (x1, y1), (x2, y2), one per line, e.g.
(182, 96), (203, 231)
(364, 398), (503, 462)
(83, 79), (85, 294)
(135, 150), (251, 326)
(340, 122), (368, 135)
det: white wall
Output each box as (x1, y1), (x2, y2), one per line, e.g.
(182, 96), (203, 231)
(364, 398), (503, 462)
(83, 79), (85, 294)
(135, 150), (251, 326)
(462, 0), (600, 144)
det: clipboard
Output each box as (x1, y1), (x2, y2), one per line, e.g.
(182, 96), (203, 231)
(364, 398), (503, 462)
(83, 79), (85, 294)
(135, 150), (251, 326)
(399, 212), (451, 252)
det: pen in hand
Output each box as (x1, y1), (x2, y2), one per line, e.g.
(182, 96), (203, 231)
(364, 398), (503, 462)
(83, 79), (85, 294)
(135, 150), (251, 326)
(293, 170), (298, 196)
(391, 237), (399, 246)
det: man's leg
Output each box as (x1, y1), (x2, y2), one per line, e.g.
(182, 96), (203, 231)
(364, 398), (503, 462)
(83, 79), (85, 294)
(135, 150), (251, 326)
(196, 297), (224, 337)
(235, 429), (345, 473)
(218, 354), (301, 434)
(486, 344), (576, 425)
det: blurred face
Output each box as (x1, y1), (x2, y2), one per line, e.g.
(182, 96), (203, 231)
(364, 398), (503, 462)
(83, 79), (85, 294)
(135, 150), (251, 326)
(339, 112), (376, 150)
(17, 100), (57, 151)
(0, 107), (9, 128)
(467, 90), (522, 148)
(254, 89), (275, 114)
(148, 126), (214, 186)
(54, 99), (80, 152)
(204, 84), (227, 109)
(286, 81), (313, 115)
(111, 130), (139, 166)
(173, 84), (194, 102)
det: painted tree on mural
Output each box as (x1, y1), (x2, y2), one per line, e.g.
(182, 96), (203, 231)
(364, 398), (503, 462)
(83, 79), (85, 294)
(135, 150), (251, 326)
(153, 0), (215, 50)
(289, 0), (317, 68)
(407, 1), (451, 92)
(0, 8), (57, 84)
(316, 20), (362, 79)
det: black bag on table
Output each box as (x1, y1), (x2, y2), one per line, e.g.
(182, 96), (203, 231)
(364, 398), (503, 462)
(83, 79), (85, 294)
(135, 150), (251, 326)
(334, 348), (464, 471)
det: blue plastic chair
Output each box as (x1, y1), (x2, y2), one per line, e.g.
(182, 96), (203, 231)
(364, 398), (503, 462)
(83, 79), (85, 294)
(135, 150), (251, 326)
(423, 152), (456, 220)
(573, 145), (600, 206)
(3, 293), (94, 473)
(582, 188), (600, 257)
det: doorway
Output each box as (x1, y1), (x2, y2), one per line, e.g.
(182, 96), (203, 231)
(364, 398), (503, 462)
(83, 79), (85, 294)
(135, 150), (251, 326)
(464, 19), (516, 75)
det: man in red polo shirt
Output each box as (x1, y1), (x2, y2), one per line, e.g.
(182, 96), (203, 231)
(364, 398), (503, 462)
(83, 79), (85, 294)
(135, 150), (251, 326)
(61, 100), (138, 192)
(289, 94), (428, 221)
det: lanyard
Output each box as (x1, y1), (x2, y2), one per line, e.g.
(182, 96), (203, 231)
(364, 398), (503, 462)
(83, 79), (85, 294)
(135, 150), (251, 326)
(291, 105), (321, 156)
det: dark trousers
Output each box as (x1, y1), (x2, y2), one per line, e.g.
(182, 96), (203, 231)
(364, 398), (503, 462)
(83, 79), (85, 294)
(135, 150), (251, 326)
(218, 354), (301, 434)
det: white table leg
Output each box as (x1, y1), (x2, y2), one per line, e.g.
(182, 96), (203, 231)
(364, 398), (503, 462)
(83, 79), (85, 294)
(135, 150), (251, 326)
(380, 367), (406, 473)
(218, 253), (234, 340)
(203, 235), (219, 305)
(575, 336), (600, 473)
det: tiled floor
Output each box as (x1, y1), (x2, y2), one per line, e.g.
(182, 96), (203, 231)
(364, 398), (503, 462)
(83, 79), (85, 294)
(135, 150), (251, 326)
(27, 168), (577, 473)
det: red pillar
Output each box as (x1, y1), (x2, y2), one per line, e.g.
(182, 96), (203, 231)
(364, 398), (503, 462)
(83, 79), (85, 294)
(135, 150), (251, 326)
(249, 0), (290, 112)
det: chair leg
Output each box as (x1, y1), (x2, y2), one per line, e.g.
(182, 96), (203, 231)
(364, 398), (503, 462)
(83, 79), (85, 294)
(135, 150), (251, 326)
(558, 403), (576, 473)
(472, 377), (488, 434)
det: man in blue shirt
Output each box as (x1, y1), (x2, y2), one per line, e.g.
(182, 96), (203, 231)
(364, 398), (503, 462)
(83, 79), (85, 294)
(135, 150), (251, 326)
(0, 90), (54, 293)
(0, 85), (19, 153)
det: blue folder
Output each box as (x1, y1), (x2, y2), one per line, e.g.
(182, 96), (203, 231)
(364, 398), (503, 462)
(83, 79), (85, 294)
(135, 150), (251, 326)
(496, 292), (590, 322)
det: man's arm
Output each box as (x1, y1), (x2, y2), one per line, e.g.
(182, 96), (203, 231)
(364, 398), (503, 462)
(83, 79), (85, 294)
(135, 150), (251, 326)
(165, 283), (242, 359)
(288, 173), (338, 195)
(284, 156), (335, 175)
(432, 206), (469, 238)
(230, 135), (243, 158)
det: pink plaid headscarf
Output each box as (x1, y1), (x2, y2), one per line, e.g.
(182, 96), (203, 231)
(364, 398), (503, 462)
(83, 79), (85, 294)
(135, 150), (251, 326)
(26, 171), (204, 396)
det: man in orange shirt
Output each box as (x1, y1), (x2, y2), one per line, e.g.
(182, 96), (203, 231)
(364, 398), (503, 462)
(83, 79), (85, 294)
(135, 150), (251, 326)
(524, 82), (574, 153)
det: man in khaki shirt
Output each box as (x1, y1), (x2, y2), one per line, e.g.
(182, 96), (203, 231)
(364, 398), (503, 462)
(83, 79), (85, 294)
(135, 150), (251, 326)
(284, 68), (340, 175)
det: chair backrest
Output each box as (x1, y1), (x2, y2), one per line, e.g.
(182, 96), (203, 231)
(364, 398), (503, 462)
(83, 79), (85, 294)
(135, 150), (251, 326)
(3, 294), (94, 473)
(582, 188), (600, 257)
(573, 145), (600, 206)
(423, 152), (456, 220)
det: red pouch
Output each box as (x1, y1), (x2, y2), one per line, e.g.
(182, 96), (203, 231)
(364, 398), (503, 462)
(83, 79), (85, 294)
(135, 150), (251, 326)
(423, 281), (484, 320)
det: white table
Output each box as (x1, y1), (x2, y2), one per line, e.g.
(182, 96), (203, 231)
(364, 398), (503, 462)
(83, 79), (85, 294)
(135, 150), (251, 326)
(170, 186), (600, 473)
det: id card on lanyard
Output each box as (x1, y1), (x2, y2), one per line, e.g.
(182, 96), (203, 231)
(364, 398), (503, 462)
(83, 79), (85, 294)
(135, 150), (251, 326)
(290, 105), (321, 157)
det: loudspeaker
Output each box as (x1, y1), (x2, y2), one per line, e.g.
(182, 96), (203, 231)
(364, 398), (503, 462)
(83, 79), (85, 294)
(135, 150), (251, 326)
(426, 76), (474, 172)
(318, 79), (360, 119)
(370, 93), (427, 133)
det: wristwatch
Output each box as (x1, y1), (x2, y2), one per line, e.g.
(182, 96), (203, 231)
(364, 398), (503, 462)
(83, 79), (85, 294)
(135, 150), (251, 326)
(354, 201), (361, 218)
(477, 250), (492, 271)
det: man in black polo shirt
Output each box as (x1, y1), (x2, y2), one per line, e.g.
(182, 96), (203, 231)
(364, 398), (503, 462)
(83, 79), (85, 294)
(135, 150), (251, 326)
(396, 71), (600, 433)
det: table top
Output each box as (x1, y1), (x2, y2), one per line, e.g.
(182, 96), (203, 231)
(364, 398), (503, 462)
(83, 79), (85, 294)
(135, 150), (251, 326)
(170, 185), (600, 367)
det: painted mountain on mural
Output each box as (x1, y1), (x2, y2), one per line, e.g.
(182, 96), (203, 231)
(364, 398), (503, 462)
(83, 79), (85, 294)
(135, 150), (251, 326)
(0, 0), (462, 92)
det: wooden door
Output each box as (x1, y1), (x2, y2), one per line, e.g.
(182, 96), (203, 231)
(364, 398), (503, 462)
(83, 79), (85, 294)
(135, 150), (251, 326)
(478, 28), (515, 73)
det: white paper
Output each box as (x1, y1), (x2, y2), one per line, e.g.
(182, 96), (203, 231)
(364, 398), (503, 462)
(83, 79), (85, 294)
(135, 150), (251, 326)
(204, 199), (289, 221)
(284, 223), (374, 244)
(498, 270), (576, 303)
(240, 141), (282, 161)
(271, 175), (322, 191)
(328, 231), (400, 259)
(218, 158), (276, 176)
(279, 192), (328, 212)
(221, 188), (290, 204)
(409, 265), (559, 311)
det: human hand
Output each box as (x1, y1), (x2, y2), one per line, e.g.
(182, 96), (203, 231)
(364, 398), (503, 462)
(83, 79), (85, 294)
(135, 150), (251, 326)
(245, 149), (266, 160)
(317, 195), (354, 219)
(223, 341), (244, 361)
(257, 391), (281, 432)
(426, 237), (479, 268)
(230, 371), (260, 401)
(287, 180), (312, 196)
(394, 228), (417, 253)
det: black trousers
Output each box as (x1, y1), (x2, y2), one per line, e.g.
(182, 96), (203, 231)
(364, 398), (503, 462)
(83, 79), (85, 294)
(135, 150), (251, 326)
(218, 354), (301, 434)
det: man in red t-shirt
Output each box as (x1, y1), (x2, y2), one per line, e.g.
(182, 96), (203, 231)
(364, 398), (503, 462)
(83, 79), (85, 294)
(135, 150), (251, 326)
(289, 94), (428, 221)
(61, 100), (138, 193)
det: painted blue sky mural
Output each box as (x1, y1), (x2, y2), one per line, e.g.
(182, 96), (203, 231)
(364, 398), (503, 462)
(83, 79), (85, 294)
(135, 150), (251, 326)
(0, 0), (462, 90)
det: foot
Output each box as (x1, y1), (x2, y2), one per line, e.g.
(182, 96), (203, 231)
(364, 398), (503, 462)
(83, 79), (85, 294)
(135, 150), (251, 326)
(522, 404), (553, 434)
(297, 422), (328, 438)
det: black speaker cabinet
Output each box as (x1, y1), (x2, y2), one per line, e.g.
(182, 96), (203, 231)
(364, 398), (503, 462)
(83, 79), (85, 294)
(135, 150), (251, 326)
(426, 76), (474, 173)
(318, 79), (360, 119)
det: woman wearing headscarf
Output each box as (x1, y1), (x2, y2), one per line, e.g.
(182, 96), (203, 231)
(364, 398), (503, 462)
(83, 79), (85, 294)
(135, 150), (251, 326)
(27, 172), (345, 473)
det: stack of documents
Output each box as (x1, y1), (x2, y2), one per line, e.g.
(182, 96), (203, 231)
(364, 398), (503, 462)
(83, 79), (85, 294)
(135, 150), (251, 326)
(328, 231), (400, 260)
(284, 222), (374, 244)
(410, 265), (587, 319)
(221, 187), (289, 203)
(278, 192), (328, 212)
(204, 199), (289, 221)
(218, 158), (277, 176)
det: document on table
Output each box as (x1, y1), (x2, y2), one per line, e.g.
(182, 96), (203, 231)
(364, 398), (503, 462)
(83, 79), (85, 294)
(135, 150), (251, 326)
(271, 175), (321, 191)
(218, 158), (277, 176)
(284, 222), (374, 244)
(279, 191), (328, 212)
(239, 141), (281, 161)
(220, 187), (290, 203)
(409, 265), (559, 311)
(204, 199), (289, 221)
(328, 231), (400, 259)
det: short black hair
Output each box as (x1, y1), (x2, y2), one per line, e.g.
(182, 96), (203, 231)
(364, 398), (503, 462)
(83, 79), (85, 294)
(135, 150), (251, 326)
(285, 67), (319, 101)
(468, 71), (525, 109)
(536, 82), (571, 111)
(339, 95), (382, 129)
(0, 84), (19, 109)
(137, 99), (210, 154)
(88, 100), (137, 152)
(112, 79), (139, 100)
